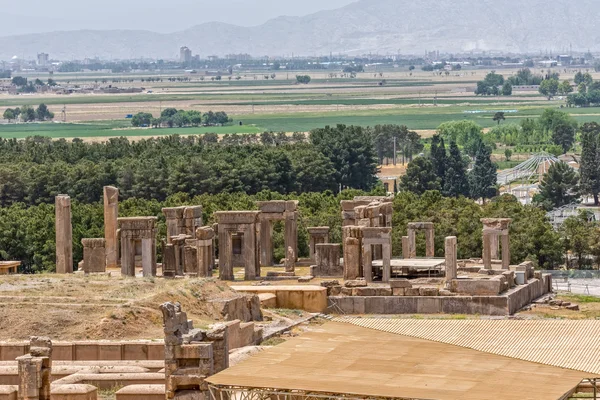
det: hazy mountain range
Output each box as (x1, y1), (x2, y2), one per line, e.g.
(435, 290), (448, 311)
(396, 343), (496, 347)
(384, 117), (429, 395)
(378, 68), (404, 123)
(1, 0), (599, 60)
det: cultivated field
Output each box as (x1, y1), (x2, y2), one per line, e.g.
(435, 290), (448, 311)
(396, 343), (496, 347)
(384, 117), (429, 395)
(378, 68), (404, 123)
(2, 68), (600, 140)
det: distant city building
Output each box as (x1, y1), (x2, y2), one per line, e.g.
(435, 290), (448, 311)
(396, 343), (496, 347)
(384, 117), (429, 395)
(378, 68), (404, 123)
(37, 53), (49, 66)
(180, 46), (192, 64)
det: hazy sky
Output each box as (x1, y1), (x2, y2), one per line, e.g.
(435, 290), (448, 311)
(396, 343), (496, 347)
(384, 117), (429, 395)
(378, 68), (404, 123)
(0, 0), (357, 37)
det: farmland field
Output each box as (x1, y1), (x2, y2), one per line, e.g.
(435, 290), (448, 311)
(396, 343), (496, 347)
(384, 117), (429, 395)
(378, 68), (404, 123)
(1, 68), (600, 139)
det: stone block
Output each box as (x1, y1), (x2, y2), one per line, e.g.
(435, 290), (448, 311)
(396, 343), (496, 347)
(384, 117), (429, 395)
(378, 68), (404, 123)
(0, 386), (17, 400)
(330, 286), (342, 296)
(451, 279), (503, 296)
(116, 384), (165, 400)
(354, 287), (378, 296)
(364, 297), (385, 314)
(375, 287), (393, 296)
(320, 280), (340, 288)
(341, 287), (353, 296)
(297, 276), (314, 283)
(405, 288), (421, 296)
(389, 279), (411, 289)
(392, 288), (405, 296)
(353, 297), (366, 314)
(53, 343), (74, 361)
(51, 384), (97, 400)
(419, 287), (439, 296)
(98, 344), (122, 360)
(74, 343), (99, 361)
(122, 343), (148, 361)
(345, 279), (367, 288)
(258, 293), (277, 308)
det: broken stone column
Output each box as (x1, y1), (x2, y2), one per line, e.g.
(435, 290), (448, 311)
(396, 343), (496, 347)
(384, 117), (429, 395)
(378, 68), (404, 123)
(402, 236), (410, 259)
(171, 235), (190, 277)
(344, 237), (361, 280)
(481, 218), (512, 270)
(445, 236), (457, 283)
(490, 234), (499, 260)
(196, 226), (215, 278)
(163, 242), (177, 278)
(313, 243), (342, 277)
(284, 201), (298, 262)
(17, 337), (52, 400)
(307, 227), (330, 262)
(55, 195), (73, 274)
(81, 238), (106, 274)
(184, 244), (198, 276)
(161, 302), (215, 400)
(162, 207), (186, 244)
(118, 217), (157, 277)
(284, 246), (295, 273)
(183, 206), (203, 237)
(425, 226), (435, 258)
(407, 227), (417, 259)
(103, 186), (119, 270)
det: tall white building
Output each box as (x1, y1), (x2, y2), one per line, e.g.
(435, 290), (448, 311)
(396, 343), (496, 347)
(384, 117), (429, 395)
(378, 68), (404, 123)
(37, 53), (49, 66)
(179, 47), (192, 64)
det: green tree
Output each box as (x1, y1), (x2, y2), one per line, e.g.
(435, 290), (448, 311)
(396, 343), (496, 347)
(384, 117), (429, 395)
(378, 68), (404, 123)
(11, 76), (27, 86)
(399, 157), (441, 194)
(579, 122), (600, 205)
(20, 105), (36, 122)
(430, 134), (447, 186)
(443, 141), (469, 197)
(551, 122), (576, 153)
(493, 112), (506, 125)
(561, 212), (593, 269)
(296, 75), (311, 84)
(539, 79), (560, 99)
(501, 82), (512, 96)
(504, 149), (512, 161)
(468, 145), (497, 202)
(535, 162), (579, 210)
(559, 80), (573, 96)
(2, 109), (15, 121)
(131, 112), (153, 127)
(437, 120), (484, 158)
(35, 104), (54, 121)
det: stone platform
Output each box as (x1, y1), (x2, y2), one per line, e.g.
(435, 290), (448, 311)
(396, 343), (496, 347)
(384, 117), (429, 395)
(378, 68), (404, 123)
(231, 285), (327, 313)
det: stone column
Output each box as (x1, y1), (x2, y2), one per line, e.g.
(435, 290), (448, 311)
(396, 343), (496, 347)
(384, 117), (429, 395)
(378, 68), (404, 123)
(425, 227), (435, 258)
(344, 237), (361, 280)
(407, 228), (416, 259)
(141, 238), (155, 277)
(490, 234), (499, 260)
(183, 206), (203, 237)
(382, 243), (391, 283)
(501, 232), (510, 270)
(482, 232), (492, 270)
(81, 238), (106, 274)
(362, 243), (373, 283)
(163, 207), (186, 244)
(284, 211), (298, 262)
(163, 243), (177, 277)
(244, 226), (257, 281)
(445, 236), (457, 282)
(284, 246), (295, 273)
(402, 236), (410, 259)
(196, 227), (215, 277)
(218, 230), (234, 281)
(55, 195), (73, 274)
(259, 218), (273, 266)
(120, 235), (135, 276)
(17, 337), (52, 400)
(103, 186), (118, 269)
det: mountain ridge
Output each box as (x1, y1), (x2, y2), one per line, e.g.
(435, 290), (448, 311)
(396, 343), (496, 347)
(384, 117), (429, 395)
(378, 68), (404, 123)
(1, 0), (599, 60)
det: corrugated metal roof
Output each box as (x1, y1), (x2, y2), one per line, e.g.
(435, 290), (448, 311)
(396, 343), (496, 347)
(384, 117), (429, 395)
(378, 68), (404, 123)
(208, 321), (591, 400)
(335, 317), (600, 376)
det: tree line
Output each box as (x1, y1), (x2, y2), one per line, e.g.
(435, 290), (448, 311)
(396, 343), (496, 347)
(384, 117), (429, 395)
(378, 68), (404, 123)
(3, 104), (55, 122)
(0, 125), (379, 207)
(131, 108), (232, 128)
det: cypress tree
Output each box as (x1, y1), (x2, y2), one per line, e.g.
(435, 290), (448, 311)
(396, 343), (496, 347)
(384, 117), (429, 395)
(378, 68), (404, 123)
(443, 141), (470, 197)
(579, 122), (600, 205)
(468, 144), (497, 202)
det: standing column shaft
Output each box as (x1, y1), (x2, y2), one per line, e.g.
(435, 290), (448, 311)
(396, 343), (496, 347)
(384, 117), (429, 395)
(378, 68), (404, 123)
(218, 230), (234, 280)
(445, 236), (458, 282)
(103, 186), (118, 269)
(407, 229), (417, 258)
(490, 234), (499, 260)
(284, 212), (298, 262)
(501, 232), (510, 270)
(260, 219), (273, 266)
(121, 238), (135, 276)
(402, 236), (410, 259)
(382, 243), (391, 283)
(362, 244), (373, 283)
(55, 195), (73, 274)
(425, 228), (435, 258)
(483, 233), (492, 270)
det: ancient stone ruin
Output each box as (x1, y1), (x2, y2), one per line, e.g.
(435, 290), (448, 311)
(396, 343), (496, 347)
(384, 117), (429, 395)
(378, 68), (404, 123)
(481, 218), (512, 269)
(215, 211), (261, 281)
(16, 337), (52, 400)
(307, 227), (329, 262)
(257, 201), (298, 266)
(312, 243), (341, 277)
(160, 302), (227, 399)
(103, 186), (119, 270)
(162, 206), (203, 243)
(81, 239), (106, 274)
(405, 222), (435, 258)
(118, 217), (158, 277)
(55, 195), (72, 274)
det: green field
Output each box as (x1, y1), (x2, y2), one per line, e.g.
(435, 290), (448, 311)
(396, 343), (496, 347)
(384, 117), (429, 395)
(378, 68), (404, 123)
(0, 122), (262, 139)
